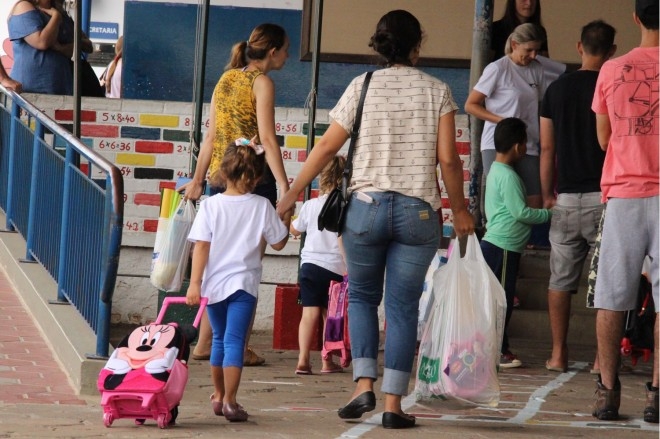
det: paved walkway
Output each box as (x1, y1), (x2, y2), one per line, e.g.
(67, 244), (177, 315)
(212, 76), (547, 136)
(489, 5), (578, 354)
(0, 269), (84, 406)
(0, 265), (658, 438)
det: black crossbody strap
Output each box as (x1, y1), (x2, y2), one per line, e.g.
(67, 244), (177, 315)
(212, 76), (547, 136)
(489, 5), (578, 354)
(343, 71), (373, 188)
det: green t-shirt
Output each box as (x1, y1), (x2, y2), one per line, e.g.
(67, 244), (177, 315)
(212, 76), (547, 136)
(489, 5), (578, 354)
(483, 161), (551, 253)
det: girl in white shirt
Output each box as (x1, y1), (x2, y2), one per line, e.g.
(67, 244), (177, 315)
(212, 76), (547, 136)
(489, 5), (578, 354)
(186, 138), (291, 422)
(290, 155), (347, 375)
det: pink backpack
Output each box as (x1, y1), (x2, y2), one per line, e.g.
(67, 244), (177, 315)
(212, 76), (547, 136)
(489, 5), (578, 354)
(322, 276), (351, 367)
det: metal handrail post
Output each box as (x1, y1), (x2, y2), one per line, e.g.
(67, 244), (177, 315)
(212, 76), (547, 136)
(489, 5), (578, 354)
(56, 145), (75, 303)
(92, 174), (120, 358)
(4, 101), (20, 231)
(24, 120), (45, 261)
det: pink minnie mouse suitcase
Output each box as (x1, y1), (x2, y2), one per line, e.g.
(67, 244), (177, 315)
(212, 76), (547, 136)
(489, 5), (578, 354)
(322, 276), (351, 368)
(97, 297), (207, 428)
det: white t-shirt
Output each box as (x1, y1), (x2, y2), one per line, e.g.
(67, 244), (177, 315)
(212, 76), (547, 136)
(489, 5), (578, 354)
(474, 56), (547, 155)
(291, 194), (345, 275)
(105, 58), (122, 99)
(187, 193), (288, 304)
(329, 67), (458, 210)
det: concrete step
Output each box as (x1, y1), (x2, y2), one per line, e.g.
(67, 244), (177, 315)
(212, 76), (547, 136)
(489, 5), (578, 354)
(508, 308), (597, 347)
(511, 248), (597, 348)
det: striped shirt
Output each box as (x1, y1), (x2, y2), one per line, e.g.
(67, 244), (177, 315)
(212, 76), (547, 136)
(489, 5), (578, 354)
(329, 67), (458, 210)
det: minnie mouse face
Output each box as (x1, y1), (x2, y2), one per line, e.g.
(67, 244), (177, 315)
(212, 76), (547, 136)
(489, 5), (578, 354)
(115, 324), (178, 369)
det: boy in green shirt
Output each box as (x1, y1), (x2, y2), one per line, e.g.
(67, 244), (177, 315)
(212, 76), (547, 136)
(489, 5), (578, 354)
(481, 118), (552, 368)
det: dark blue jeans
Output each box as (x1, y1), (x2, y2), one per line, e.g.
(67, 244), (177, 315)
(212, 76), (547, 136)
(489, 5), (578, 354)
(479, 240), (521, 354)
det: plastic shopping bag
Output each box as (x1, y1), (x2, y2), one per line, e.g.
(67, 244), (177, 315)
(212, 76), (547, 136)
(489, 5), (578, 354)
(415, 235), (507, 408)
(150, 199), (196, 292)
(417, 249), (449, 341)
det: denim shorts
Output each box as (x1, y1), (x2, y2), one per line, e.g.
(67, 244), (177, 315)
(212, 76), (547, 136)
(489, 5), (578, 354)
(548, 192), (604, 292)
(298, 263), (343, 308)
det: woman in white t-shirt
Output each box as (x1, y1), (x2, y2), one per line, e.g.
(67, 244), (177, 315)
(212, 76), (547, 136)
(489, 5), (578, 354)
(465, 23), (548, 208)
(277, 10), (474, 429)
(185, 138), (291, 422)
(290, 155), (347, 375)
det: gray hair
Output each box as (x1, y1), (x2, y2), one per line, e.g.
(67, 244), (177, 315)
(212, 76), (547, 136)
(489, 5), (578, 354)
(504, 23), (547, 55)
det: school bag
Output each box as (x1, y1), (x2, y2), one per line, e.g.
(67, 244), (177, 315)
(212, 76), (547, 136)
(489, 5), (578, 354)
(322, 275), (351, 368)
(97, 297), (207, 428)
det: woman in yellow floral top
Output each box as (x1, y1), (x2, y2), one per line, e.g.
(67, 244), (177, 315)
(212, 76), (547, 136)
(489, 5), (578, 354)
(182, 22), (290, 204)
(181, 23), (291, 368)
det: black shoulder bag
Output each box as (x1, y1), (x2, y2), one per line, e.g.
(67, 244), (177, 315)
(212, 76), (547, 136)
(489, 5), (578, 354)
(318, 71), (373, 234)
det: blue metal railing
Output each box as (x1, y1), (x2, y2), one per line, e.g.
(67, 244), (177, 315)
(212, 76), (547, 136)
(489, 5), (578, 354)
(0, 88), (123, 358)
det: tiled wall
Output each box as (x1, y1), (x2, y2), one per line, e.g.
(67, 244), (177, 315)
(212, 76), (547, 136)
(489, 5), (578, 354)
(28, 94), (472, 248)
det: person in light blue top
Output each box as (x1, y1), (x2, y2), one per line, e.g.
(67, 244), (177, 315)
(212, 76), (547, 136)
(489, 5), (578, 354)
(8, 0), (72, 95)
(480, 117), (552, 369)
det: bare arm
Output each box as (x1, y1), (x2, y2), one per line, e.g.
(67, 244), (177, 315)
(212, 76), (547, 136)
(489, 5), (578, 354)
(254, 74), (290, 196)
(276, 121), (349, 217)
(437, 111), (474, 237)
(55, 33), (94, 58)
(289, 222), (302, 237)
(185, 241), (210, 306)
(539, 116), (556, 208)
(595, 113), (611, 151)
(271, 214), (292, 251)
(464, 89), (503, 124)
(0, 64), (22, 93)
(13, 2), (62, 51)
(181, 94), (217, 201)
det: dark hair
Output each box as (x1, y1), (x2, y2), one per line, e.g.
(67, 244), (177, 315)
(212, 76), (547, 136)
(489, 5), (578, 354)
(636, 0), (659, 30)
(226, 23), (287, 70)
(494, 118), (527, 153)
(318, 155), (346, 195)
(580, 20), (616, 56)
(500, 0), (543, 30)
(210, 141), (265, 193)
(368, 10), (423, 66)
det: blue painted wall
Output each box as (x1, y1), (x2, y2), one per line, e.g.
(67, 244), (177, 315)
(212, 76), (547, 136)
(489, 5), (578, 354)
(123, 3), (469, 111)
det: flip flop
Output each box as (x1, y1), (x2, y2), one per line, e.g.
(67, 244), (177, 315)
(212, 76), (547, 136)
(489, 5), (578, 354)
(320, 365), (343, 374)
(545, 360), (567, 373)
(295, 365), (313, 375)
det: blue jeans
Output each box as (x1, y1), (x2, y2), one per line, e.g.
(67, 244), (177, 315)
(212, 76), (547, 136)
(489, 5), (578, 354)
(207, 290), (256, 368)
(342, 191), (439, 396)
(479, 240), (521, 354)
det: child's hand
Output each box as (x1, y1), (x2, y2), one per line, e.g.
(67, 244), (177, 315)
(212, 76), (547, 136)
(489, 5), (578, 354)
(186, 282), (202, 306)
(281, 206), (294, 225)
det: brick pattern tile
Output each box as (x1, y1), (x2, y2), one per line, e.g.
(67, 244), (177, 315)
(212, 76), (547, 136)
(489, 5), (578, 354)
(0, 272), (85, 405)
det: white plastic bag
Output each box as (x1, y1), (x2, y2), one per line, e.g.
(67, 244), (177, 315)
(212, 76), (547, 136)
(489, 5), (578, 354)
(417, 248), (448, 341)
(150, 199), (196, 292)
(415, 234), (507, 408)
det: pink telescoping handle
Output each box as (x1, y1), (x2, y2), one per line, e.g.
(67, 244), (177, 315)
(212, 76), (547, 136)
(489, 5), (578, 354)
(156, 297), (208, 328)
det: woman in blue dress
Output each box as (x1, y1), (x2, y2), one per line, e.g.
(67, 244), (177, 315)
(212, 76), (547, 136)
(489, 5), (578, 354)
(8, 0), (73, 95)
